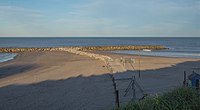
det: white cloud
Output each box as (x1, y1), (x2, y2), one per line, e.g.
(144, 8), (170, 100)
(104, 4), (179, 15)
(0, 0), (199, 37)
(0, 5), (50, 36)
(50, 0), (199, 36)
(0, 6), (44, 19)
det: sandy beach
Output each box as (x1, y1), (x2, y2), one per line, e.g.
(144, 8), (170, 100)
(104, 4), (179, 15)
(0, 51), (115, 110)
(0, 51), (200, 110)
(1, 0), (199, 109)
(96, 51), (200, 105)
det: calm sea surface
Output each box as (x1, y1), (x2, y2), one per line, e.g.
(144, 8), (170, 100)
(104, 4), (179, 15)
(0, 37), (200, 62)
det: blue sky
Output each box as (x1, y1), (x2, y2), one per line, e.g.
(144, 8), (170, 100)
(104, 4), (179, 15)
(0, 0), (199, 37)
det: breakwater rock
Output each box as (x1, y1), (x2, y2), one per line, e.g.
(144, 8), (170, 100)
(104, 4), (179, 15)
(0, 48), (57, 53)
(57, 47), (112, 62)
(0, 47), (113, 62)
(79, 45), (167, 51)
(0, 46), (167, 62)
(0, 45), (167, 53)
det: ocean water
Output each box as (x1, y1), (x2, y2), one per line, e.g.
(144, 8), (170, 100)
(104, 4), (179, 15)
(0, 53), (17, 63)
(0, 37), (200, 62)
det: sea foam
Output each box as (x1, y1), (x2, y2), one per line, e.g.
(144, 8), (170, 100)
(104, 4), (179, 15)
(0, 53), (17, 63)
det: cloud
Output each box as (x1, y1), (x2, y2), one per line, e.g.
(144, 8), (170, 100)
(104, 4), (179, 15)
(0, 6), (44, 19)
(0, 5), (50, 36)
(0, 6), (44, 28)
(0, 0), (199, 37)
(51, 0), (199, 37)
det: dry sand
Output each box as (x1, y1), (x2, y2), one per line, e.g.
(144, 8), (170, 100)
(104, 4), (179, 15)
(0, 51), (200, 109)
(99, 52), (200, 105)
(0, 51), (115, 110)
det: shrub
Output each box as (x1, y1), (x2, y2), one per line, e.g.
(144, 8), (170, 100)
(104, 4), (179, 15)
(116, 87), (200, 110)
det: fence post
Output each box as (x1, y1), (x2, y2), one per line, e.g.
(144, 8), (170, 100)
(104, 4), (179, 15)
(112, 77), (119, 107)
(138, 54), (141, 78)
(114, 82), (116, 91)
(196, 79), (199, 91)
(183, 71), (187, 86)
(116, 90), (120, 108)
(132, 76), (136, 101)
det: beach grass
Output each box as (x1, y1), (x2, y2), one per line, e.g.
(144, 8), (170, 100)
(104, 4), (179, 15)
(116, 87), (200, 110)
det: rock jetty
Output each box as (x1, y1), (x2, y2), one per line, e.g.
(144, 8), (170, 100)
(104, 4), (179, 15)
(57, 47), (112, 62)
(0, 47), (56, 53)
(0, 46), (167, 62)
(0, 45), (167, 53)
(79, 45), (167, 51)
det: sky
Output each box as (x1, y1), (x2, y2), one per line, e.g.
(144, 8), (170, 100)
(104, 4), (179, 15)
(0, 0), (199, 37)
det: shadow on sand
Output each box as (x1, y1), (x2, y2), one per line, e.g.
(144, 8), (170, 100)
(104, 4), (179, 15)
(0, 60), (200, 110)
(0, 64), (38, 79)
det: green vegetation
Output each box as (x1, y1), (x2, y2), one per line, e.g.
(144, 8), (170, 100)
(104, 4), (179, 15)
(116, 87), (200, 110)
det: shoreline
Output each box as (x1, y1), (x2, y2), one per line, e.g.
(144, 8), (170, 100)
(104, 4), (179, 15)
(94, 50), (200, 60)
(0, 53), (18, 63)
(1, 45), (199, 64)
(107, 51), (200, 59)
(1, 50), (199, 64)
